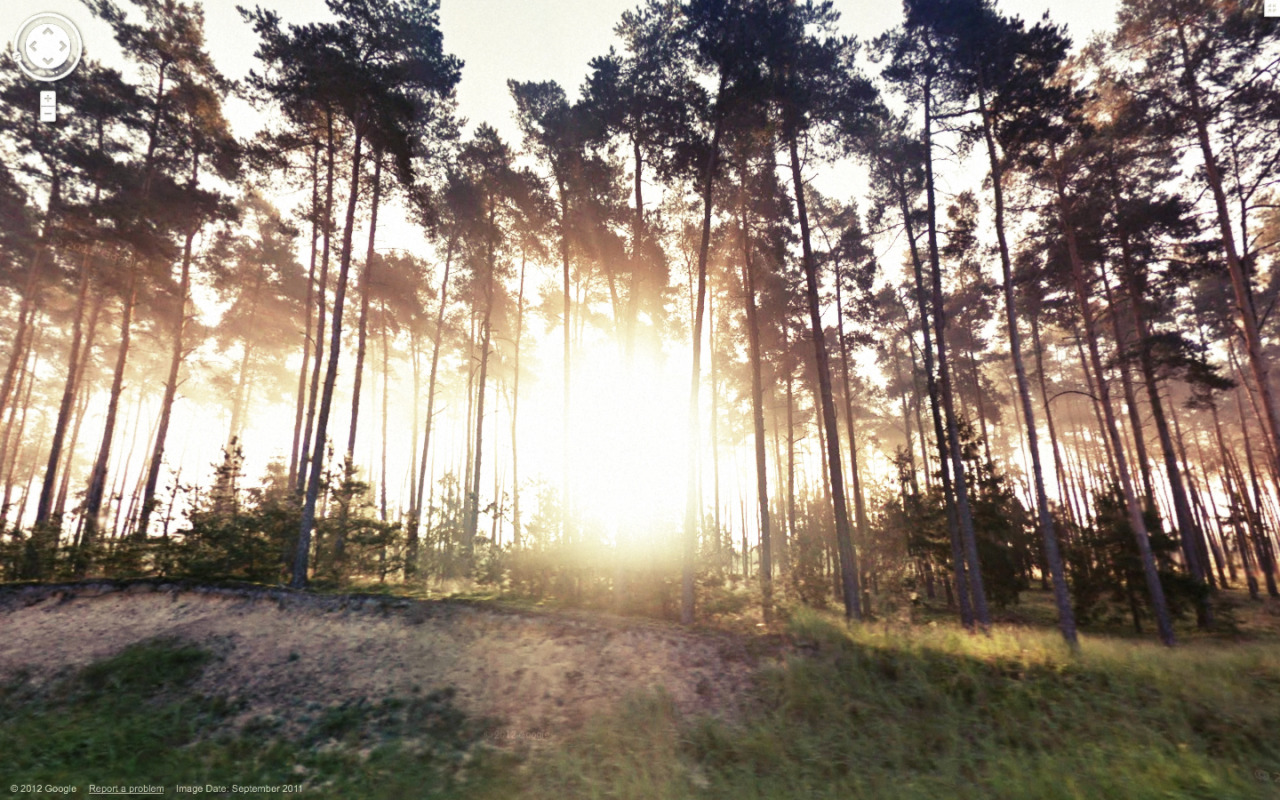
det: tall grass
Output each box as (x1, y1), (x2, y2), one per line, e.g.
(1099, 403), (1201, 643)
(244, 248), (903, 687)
(491, 606), (1280, 799)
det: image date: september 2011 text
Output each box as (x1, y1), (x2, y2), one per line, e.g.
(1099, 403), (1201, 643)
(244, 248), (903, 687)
(175, 786), (304, 794)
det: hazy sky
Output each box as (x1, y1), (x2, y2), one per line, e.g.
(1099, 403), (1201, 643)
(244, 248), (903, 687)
(5, 0), (1123, 145)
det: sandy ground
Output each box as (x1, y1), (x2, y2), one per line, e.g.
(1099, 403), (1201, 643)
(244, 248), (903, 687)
(0, 582), (770, 741)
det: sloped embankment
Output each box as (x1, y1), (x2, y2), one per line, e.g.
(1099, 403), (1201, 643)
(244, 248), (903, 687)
(0, 581), (765, 740)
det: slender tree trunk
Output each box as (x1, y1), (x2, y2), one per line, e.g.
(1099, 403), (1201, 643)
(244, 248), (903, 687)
(834, 256), (870, 564)
(1031, 310), (1081, 527)
(681, 104), (724, 624)
(293, 123), (365, 589)
(138, 214), (198, 539)
(975, 93), (1075, 643)
(1234, 381), (1279, 597)
(379, 299), (390, 522)
(559, 174), (573, 548)
(921, 80), (984, 626)
(1176, 23), (1280, 492)
(410, 240), (454, 577)
(1116, 253), (1212, 623)
(298, 111), (337, 495)
(56, 299), (102, 523)
(788, 134), (861, 621)
(79, 271), (137, 574)
(511, 253), (526, 550)
(36, 249), (92, 527)
(740, 202), (773, 620)
(348, 151), (383, 464)
(290, 143), (322, 487)
(466, 205), (498, 560)
(1050, 151), (1174, 645)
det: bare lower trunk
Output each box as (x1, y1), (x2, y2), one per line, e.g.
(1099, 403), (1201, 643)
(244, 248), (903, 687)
(347, 152), (383, 463)
(1052, 152), (1174, 645)
(977, 92), (1074, 644)
(36, 249), (92, 527)
(681, 109), (723, 624)
(740, 203), (772, 620)
(79, 272), (137, 574)
(409, 241), (454, 577)
(789, 134), (861, 621)
(298, 112), (337, 495)
(290, 144), (322, 487)
(138, 225), (196, 539)
(293, 125), (364, 589)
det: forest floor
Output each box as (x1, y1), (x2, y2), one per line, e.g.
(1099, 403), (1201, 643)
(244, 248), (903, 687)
(1, 580), (1279, 798)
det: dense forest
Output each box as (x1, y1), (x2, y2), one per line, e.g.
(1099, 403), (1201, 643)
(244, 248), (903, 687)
(1, 0), (1277, 649)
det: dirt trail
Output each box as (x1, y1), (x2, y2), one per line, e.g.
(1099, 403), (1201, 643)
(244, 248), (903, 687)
(0, 582), (768, 740)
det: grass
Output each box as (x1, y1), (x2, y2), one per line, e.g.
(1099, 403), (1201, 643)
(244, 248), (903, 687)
(0, 638), (507, 798)
(2, 592), (1279, 798)
(475, 605), (1279, 799)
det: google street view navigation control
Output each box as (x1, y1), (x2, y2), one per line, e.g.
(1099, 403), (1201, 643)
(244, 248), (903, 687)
(11, 12), (84, 122)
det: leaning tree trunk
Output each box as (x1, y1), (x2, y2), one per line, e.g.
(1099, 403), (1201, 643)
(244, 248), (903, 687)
(1115, 239), (1212, 625)
(834, 256), (871, 600)
(298, 112), (337, 495)
(1176, 22), (1280, 499)
(409, 239), (454, 577)
(1051, 151), (1175, 646)
(347, 151), (383, 464)
(137, 219), (197, 539)
(977, 90), (1074, 645)
(293, 124), (364, 589)
(35, 248), (92, 527)
(897, 186), (970, 624)
(79, 270), (137, 575)
(788, 134), (861, 621)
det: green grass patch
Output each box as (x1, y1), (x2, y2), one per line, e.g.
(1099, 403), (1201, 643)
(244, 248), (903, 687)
(0, 638), (506, 798)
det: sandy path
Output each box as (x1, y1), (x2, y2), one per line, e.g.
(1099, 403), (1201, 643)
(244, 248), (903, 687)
(0, 582), (766, 740)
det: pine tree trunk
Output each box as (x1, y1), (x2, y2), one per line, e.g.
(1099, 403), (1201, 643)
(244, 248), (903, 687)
(511, 253), (526, 550)
(79, 272), (137, 574)
(409, 241), (454, 577)
(1051, 152), (1175, 645)
(681, 108), (724, 624)
(137, 221), (196, 539)
(1176, 22), (1280, 494)
(35, 249), (92, 527)
(918, 81), (979, 626)
(293, 124), (364, 589)
(976, 92), (1074, 644)
(465, 205), (498, 561)
(788, 135), (861, 621)
(348, 152), (383, 463)
(290, 143), (322, 488)
(379, 299), (390, 522)
(1116, 251), (1212, 623)
(298, 112), (337, 495)
(740, 203), (773, 620)
(56, 301), (102, 523)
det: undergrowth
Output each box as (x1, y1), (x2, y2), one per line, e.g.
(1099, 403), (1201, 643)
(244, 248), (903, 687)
(2, 601), (1279, 798)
